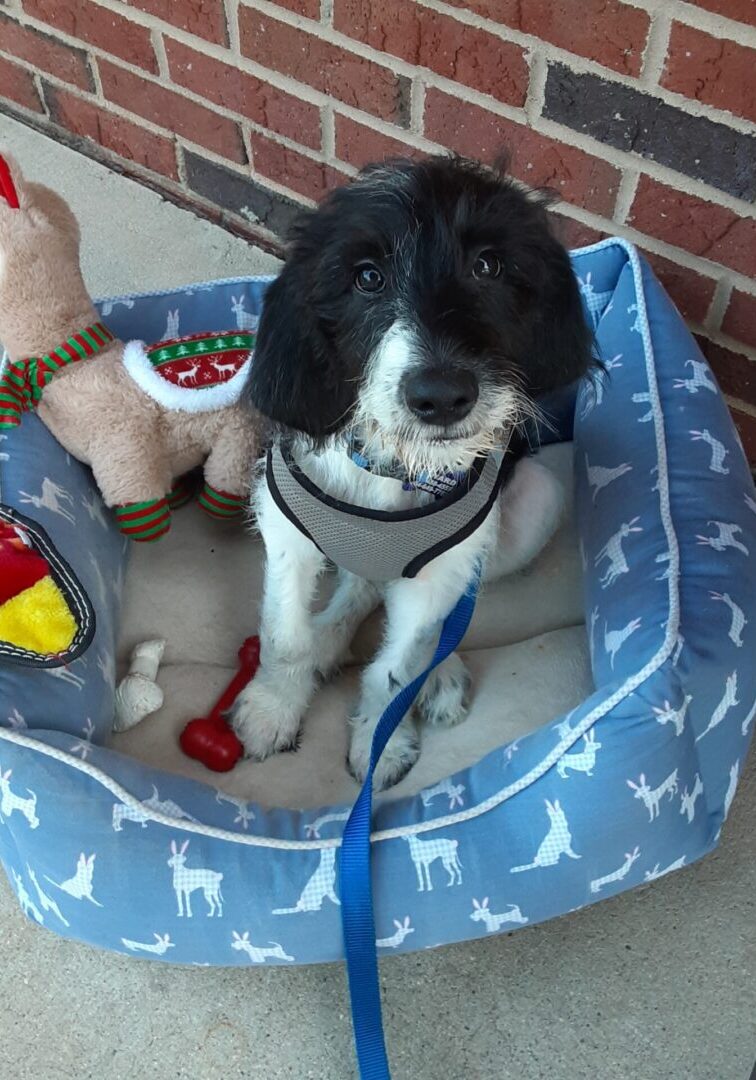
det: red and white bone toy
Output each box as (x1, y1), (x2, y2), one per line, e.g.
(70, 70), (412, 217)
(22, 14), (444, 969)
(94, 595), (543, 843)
(0, 157), (20, 209)
(179, 636), (260, 772)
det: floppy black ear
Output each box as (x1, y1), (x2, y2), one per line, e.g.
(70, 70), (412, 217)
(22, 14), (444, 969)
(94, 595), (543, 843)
(244, 261), (356, 440)
(524, 236), (595, 394)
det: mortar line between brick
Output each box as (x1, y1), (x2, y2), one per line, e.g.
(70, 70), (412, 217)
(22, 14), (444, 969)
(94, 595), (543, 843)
(614, 169), (641, 225)
(151, 28), (169, 80)
(31, 71), (50, 119)
(321, 103), (336, 158)
(640, 8), (672, 88)
(12, 0), (756, 137)
(224, 0), (242, 54)
(704, 278), (734, 334)
(524, 48), (547, 126)
(320, 0), (334, 27)
(409, 79), (426, 135)
(174, 141), (188, 186)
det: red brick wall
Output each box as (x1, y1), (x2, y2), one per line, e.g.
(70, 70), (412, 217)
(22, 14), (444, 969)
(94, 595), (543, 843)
(1, 0), (754, 458)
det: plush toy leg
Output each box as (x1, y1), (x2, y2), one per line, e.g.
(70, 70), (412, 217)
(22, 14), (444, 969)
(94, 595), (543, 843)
(114, 497), (172, 541)
(167, 473), (197, 510)
(198, 482), (246, 521)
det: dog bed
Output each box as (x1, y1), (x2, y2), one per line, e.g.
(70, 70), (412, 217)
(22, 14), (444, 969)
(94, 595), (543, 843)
(0, 240), (754, 967)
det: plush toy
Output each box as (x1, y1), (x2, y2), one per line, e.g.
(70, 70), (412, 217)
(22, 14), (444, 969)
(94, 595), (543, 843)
(0, 520), (77, 655)
(0, 153), (265, 541)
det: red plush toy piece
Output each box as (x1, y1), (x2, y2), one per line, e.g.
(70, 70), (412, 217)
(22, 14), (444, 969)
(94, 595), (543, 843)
(179, 636), (260, 772)
(0, 523), (49, 603)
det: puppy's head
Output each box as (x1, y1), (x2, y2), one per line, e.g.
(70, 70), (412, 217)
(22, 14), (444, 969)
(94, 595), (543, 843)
(248, 155), (593, 474)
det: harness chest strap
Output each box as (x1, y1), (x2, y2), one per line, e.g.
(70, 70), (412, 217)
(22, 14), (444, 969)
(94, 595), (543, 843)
(0, 322), (115, 429)
(266, 438), (524, 582)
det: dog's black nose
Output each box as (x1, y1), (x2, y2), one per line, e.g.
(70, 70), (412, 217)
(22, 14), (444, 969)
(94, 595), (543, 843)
(404, 368), (478, 426)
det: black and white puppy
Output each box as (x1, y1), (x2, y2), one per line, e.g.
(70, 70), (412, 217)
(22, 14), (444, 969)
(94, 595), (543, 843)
(232, 155), (593, 790)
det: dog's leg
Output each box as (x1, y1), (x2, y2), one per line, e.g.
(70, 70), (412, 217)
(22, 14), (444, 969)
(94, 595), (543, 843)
(483, 457), (564, 581)
(230, 490), (326, 759)
(312, 570), (381, 679)
(416, 651), (472, 728)
(348, 538), (486, 790)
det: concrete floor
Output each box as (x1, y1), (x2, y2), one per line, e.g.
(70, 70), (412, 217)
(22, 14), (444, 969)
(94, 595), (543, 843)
(1, 115), (755, 1080)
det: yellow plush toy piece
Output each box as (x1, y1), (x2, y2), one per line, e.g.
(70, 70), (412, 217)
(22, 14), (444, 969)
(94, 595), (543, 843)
(0, 575), (77, 654)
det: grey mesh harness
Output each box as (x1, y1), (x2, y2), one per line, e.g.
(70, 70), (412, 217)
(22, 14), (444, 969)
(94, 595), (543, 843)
(266, 437), (524, 582)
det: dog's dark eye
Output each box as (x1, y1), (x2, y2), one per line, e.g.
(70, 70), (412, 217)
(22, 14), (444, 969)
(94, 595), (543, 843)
(472, 251), (501, 280)
(354, 263), (385, 294)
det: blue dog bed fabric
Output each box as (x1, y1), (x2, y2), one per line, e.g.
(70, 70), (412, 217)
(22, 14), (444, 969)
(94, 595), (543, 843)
(0, 240), (754, 966)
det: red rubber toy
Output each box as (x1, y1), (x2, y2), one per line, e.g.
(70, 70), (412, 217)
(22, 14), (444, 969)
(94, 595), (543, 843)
(179, 636), (260, 772)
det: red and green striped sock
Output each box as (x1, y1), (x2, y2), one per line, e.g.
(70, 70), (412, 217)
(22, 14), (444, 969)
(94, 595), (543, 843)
(114, 497), (171, 542)
(167, 474), (196, 510)
(198, 482), (246, 521)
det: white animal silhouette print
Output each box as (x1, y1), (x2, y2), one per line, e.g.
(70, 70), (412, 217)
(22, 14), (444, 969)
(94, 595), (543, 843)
(671, 632), (685, 666)
(723, 761), (739, 819)
(215, 791), (255, 829)
(654, 551), (672, 580)
(627, 303), (642, 333)
(604, 617), (642, 668)
(710, 591), (747, 647)
(503, 739), (520, 763)
(231, 931), (294, 963)
(673, 359), (716, 394)
(0, 769), (39, 828)
(231, 295), (258, 331)
(176, 362), (200, 386)
(96, 649), (116, 688)
(122, 932), (175, 955)
(653, 695), (692, 737)
(5, 708), (26, 730)
(595, 518), (643, 588)
(510, 799), (581, 872)
(100, 297), (135, 316)
(589, 606), (600, 657)
(742, 699), (756, 738)
(690, 429), (729, 475)
(163, 309), (180, 339)
(81, 489), (108, 530)
(12, 870), (43, 924)
(304, 810), (350, 839)
(70, 716), (96, 760)
(470, 897), (528, 931)
(18, 478), (75, 523)
(376, 916), (415, 948)
(44, 665), (85, 689)
(745, 493), (756, 515)
(87, 552), (109, 610)
(554, 710), (581, 742)
(27, 866), (69, 926)
(112, 786), (199, 831)
(420, 777), (465, 810)
(631, 390), (653, 422)
(168, 840), (224, 918)
(0, 433), (9, 462)
(210, 358), (239, 379)
(585, 455), (632, 502)
(696, 522), (749, 556)
(627, 770), (679, 822)
(403, 834), (463, 892)
(696, 671), (739, 743)
(557, 730), (602, 779)
(46, 853), (103, 906)
(644, 856), (686, 881)
(273, 848), (340, 913)
(589, 846), (641, 894)
(680, 774), (704, 824)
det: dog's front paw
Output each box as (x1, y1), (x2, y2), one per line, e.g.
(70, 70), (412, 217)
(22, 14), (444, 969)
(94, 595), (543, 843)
(417, 652), (471, 728)
(348, 714), (420, 791)
(229, 678), (303, 761)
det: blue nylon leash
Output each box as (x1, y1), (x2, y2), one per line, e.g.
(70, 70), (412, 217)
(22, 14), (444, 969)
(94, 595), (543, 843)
(338, 571), (481, 1080)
